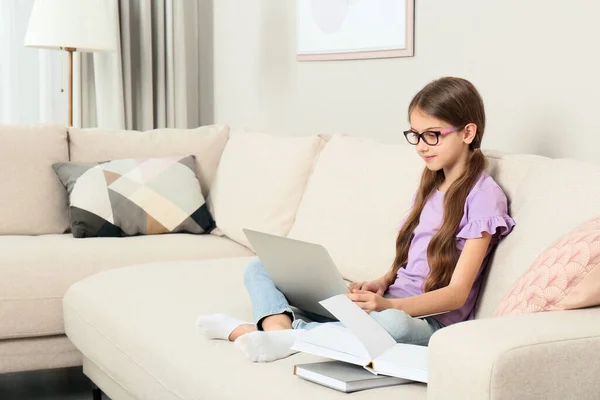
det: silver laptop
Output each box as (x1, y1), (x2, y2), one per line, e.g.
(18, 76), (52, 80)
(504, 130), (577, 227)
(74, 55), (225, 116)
(243, 229), (350, 319)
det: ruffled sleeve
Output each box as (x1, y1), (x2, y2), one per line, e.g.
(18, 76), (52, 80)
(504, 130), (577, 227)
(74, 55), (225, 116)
(457, 184), (515, 244)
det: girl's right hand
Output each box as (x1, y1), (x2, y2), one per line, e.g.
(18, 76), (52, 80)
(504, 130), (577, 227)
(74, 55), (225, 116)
(348, 279), (388, 296)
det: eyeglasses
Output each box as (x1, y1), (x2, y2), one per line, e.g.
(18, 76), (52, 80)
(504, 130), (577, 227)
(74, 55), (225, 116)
(403, 126), (463, 146)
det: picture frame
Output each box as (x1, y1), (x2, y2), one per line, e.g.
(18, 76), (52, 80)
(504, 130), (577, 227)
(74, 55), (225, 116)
(296, 0), (415, 61)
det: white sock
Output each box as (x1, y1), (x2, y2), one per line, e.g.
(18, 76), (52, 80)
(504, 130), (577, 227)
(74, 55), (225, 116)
(234, 329), (306, 363)
(195, 314), (252, 340)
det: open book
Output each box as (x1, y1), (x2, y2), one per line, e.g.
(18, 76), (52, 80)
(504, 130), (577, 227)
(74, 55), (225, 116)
(291, 295), (429, 383)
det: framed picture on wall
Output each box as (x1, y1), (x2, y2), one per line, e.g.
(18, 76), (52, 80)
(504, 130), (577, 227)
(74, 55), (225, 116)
(296, 0), (415, 61)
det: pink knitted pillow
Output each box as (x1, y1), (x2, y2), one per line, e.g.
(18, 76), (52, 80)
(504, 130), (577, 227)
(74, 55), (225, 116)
(494, 217), (600, 316)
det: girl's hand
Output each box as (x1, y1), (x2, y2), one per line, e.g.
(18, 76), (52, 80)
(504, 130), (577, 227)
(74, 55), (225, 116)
(347, 291), (391, 313)
(348, 279), (388, 296)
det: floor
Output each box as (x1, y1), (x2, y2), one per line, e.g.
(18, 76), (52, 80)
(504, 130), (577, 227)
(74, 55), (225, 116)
(0, 367), (110, 400)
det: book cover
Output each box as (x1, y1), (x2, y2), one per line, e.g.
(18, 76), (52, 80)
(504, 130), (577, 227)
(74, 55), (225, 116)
(294, 361), (410, 393)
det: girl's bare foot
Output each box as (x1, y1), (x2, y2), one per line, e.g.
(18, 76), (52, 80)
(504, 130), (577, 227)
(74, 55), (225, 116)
(228, 324), (256, 341)
(261, 314), (293, 331)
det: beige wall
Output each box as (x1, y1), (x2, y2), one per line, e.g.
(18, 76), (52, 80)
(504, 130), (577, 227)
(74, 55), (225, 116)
(204, 0), (600, 164)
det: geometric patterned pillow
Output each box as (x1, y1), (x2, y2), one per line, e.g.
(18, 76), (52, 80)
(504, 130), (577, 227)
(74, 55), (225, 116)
(494, 217), (600, 316)
(52, 155), (215, 238)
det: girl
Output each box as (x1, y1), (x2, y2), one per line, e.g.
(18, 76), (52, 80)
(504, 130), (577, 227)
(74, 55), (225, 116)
(197, 77), (515, 362)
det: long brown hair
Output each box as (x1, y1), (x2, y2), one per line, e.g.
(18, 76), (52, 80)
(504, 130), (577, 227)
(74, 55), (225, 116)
(385, 77), (488, 292)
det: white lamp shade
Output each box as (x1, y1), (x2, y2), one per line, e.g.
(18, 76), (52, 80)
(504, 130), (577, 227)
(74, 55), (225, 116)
(24, 0), (117, 52)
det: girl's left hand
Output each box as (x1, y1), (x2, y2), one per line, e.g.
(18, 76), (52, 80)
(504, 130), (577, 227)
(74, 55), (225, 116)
(347, 291), (391, 313)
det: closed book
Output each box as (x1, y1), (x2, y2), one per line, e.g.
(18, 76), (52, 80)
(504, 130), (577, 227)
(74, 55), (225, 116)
(294, 361), (410, 393)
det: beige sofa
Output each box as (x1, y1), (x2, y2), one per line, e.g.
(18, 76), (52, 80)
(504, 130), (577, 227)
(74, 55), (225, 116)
(2, 124), (600, 399)
(0, 124), (254, 373)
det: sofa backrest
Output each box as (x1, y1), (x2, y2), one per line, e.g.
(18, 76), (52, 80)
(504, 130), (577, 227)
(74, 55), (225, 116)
(288, 135), (600, 318)
(0, 124), (70, 235)
(68, 124), (230, 197)
(208, 131), (325, 249)
(475, 151), (600, 318)
(288, 134), (423, 282)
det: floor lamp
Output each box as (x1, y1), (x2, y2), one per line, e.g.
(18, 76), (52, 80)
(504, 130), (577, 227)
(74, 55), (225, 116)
(24, 0), (116, 127)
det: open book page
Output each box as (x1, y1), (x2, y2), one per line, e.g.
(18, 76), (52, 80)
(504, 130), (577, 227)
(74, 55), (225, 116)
(370, 344), (429, 383)
(291, 324), (370, 366)
(320, 295), (397, 360)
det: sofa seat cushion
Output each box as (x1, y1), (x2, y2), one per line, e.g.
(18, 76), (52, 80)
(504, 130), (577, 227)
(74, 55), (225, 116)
(0, 335), (81, 374)
(0, 235), (252, 340)
(63, 259), (426, 400)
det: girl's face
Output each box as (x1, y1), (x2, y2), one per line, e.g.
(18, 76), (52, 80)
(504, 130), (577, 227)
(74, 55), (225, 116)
(408, 108), (476, 172)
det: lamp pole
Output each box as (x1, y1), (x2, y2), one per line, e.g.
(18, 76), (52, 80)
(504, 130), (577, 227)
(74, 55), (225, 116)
(64, 47), (76, 126)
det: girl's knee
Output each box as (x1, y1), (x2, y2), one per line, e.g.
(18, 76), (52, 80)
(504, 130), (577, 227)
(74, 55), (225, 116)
(372, 308), (412, 324)
(371, 309), (414, 343)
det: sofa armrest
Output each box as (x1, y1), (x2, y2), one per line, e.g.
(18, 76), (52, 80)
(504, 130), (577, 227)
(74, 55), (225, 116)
(427, 307), (600, 400)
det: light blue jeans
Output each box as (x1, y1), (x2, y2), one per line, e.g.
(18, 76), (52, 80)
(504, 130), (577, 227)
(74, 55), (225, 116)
(244, 257), (445, 346)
